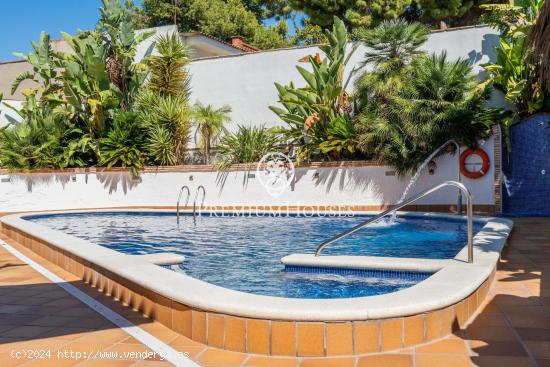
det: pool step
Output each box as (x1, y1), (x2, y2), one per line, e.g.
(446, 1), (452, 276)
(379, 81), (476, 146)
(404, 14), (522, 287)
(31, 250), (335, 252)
(281, 253), (451, 273)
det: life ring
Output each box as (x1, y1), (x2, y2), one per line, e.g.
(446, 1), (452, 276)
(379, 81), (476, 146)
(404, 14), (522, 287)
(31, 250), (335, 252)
(460, 148), (490, 179)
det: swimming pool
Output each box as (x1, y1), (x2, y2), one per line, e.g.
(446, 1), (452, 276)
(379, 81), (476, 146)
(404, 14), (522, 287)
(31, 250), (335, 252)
(28, 212), (482, 299)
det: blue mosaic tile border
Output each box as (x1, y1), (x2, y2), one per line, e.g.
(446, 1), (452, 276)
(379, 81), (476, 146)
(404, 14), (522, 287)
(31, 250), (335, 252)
(283, 265), (433, 281)
(503, 114), (550, 216)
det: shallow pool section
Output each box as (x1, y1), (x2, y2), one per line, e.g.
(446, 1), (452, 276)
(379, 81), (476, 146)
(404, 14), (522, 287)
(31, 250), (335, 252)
(28, 212), (481, 298)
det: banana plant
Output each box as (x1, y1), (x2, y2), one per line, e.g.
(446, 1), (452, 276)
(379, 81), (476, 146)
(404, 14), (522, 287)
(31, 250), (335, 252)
(98, 0), (153, 108)
(11, 31), (64, 114)
(58, 31), (122, 136)
(481, 0), (547, 150)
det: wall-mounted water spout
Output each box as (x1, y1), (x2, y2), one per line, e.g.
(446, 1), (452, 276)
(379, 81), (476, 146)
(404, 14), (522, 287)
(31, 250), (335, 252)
(392, 140), (462, 221)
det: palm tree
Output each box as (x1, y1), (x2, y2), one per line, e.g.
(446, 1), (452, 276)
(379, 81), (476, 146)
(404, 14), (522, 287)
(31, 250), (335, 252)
(354, 19), (430, 100)
(192, 103), (231, 163)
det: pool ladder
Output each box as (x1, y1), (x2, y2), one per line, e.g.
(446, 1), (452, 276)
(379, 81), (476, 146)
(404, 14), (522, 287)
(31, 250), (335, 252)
(315, 181), (474, 263)
(176, 185), (206, 223)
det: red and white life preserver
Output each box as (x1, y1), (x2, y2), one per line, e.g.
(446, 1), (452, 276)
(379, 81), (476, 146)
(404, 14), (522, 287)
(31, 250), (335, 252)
(460, 148), (490, 179)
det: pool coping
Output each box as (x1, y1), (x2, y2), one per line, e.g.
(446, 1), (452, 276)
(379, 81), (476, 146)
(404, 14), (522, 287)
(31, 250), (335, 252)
(0, 209), (513, 321)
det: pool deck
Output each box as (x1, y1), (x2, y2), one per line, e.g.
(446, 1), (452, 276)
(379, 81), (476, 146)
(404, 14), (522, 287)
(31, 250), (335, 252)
(0, 217), (548, 367)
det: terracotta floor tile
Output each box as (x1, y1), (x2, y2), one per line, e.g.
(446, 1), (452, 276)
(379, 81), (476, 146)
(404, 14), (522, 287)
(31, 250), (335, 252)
(524, 341), (550, 359)
(415, 354), (473, 367)
(245, 356), (299, 367)
(299, 357), (356, 367)
(0, 353), (23, 367)
(197, 349), (247, 366)
(357, 354), (413, 367)
(469, 340), (528, 357)
(1, 325), (55, 338)
(470, 356), (535, 367)
(130, 361), (173, 366)
(415, 338), (469, 355)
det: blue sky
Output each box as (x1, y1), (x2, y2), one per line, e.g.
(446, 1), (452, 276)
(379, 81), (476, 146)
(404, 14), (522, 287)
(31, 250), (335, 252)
(0, 0), (299, 62)
(0, 0), (139, 62)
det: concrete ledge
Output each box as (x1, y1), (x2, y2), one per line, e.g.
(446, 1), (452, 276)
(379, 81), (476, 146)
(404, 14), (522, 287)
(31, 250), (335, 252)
(133, 253), (185, 266)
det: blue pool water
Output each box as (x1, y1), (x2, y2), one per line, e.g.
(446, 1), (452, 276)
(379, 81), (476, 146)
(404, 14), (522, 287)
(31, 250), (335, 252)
(29, 212), (483, 299)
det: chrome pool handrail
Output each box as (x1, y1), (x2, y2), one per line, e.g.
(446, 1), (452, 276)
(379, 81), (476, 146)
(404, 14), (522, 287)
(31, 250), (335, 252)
(193, 185), (206, 217)
(315, 181), (474, 263)
(429, 140), (463, 215)
(176, 185), (190, 224)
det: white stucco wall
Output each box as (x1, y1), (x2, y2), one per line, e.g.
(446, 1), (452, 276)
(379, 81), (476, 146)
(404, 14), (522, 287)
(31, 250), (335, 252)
(0, 136), (494, 212)
(188, 26), (500, 130)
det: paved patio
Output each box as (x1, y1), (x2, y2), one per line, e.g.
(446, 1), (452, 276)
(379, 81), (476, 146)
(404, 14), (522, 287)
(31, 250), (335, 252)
(0, 217), (548, 367)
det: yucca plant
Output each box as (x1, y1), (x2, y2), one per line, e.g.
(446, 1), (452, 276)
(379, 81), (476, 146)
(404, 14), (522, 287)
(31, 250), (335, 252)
(147, 33), (191, 96)
(136, 90), (191, 165)
(216, 125), (280, 170)
(192, 103), (231, 163)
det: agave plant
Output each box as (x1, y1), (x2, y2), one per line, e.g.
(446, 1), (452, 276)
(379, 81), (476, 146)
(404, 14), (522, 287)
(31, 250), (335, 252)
(269, 16), (358, 161)
(192, 103), (232, 163)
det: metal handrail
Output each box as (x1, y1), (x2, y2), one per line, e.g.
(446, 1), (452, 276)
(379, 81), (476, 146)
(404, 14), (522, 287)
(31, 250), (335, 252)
(315, 181), (474, 263)
(176, 185), (190, 224)
(193, 185), (206, 217)
(431, 140), (462, 215)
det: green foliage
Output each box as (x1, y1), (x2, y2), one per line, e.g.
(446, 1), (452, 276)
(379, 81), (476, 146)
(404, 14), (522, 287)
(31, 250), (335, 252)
(0, 108), (95, 170)
(287, 0), (409, 29)
(136, 90), (191, 165)
(147, 33), (191, 96)
(354, 20), (496, 173)
(2, 0), (185, 172)
(134, 31), (192, 165)
(481, 0), (548, 148)
(135, 0), (290, 49)
(99, 111), (145, 175)
(192, 103), (232, 163)
(354, 19), (430, 98)
(416, 0), (475, 21)
(270, 17), (359, 161)
(291, 20), (327, 45)
(216, 125), (280, 169)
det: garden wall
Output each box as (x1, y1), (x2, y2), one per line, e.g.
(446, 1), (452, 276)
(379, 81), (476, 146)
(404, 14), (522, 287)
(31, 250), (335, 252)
(0, 136), (496, 213)
(0, 26), (503, 130)
(188, 25), (503, 132)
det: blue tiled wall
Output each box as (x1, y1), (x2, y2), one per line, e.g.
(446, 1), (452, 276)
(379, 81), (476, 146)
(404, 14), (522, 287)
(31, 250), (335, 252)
(503, 114), (550, 216)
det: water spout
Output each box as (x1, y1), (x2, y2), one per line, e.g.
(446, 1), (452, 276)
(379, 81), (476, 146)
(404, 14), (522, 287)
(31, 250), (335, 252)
(390, 140), (462, 222)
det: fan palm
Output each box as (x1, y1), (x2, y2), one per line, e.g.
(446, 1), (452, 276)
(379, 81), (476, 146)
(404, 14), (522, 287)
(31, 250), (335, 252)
(192, 103), (231, 164)
(354, 19), (430, 103)
(356, 52), (494, 174)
